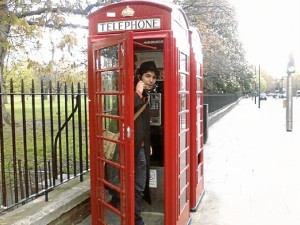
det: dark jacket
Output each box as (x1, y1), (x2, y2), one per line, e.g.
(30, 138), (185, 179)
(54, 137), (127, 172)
(134, 92), (151, 204)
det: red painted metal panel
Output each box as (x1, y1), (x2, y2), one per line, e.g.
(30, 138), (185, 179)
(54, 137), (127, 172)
(88, 32), (135, 225)
(163, 33), (179, 225)
(189, 29), (205, 210)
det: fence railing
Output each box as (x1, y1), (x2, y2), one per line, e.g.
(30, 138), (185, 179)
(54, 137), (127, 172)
(0, 79), (89, 212)
(0, 81), (241, 212)
(204, 93), (241, 114)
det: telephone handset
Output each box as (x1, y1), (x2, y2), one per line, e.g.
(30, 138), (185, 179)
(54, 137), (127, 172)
(134, 75), (162, 126)
(134, 75), (158, 96)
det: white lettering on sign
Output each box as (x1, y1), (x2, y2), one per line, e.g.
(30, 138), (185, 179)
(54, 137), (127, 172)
(97, 18), (161, 33)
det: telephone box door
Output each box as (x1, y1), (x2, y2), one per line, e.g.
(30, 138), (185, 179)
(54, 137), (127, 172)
(89, 32), (135, 225)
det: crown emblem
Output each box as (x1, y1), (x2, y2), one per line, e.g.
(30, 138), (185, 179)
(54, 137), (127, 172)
(121, 6), (135, 17)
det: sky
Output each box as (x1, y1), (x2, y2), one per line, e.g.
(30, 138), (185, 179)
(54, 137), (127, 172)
(229, 0), (300, 78)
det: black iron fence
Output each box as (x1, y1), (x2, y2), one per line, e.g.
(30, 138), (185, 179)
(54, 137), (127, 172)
(204, 93), (241, 114)
(0, 81), (241, 212)
(0, 79), (89, 212)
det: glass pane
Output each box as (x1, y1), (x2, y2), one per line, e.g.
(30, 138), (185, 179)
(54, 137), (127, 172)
(95, 50), (100, 70)
(179, 131), (187, 152)
(196, 62), (201, 76)
(197, 108), (201, 137)
(102, 71), (119, 91)
(96, 71), (102, 92)
(105, 206), (121, 224)
(102, 95), (119, 117)
(180, 52), (187, 71)
(196, 94), (201, 106)
(105, 158), (121, 192)
(103, 118), (119, 133)
(103, 132), (121, 207)
(180, 94), (187, 111)
(180, 113), (187, 130)
(179, 73), (187, 91)
(103, 130), (120, 159)
(180, 149), (187, 172)
(180, 169), (187, 191)
(180, 187), (187, 212)
(100, 45), (119, 68)
(196, 77), (201, 91)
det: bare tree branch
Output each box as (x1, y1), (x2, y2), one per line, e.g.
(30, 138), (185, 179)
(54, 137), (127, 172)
(26, 20), (88, 29)
(16, 2), (102, 18)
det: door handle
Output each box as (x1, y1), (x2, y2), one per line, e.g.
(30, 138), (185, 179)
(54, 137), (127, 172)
(126, 126), (131, 138)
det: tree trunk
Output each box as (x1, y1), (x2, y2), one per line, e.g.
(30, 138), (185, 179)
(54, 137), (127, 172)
(0, 3), (11, 124)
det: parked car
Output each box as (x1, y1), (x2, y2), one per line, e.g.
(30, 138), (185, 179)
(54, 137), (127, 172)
(296, 90), (300, 98)
(259, 93), (267, 100)
(279, 93), (286, 98)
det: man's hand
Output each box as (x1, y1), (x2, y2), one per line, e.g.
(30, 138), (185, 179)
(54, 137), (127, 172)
(135, 81), (145, 97)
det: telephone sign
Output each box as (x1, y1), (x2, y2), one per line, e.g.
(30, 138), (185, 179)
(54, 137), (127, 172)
(98, 18), (161, 33)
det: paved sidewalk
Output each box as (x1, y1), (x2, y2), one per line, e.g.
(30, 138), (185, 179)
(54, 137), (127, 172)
(191, 97), (300, 225)
(80, 97), (300, 225)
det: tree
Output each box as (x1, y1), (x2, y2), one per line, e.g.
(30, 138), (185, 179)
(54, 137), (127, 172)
(4, 59), (35, 92)
(0, 0), (117, 123)
(293, 72), (300, 94)
(181, 0), (254, 93)
(1, 0), (255, 121)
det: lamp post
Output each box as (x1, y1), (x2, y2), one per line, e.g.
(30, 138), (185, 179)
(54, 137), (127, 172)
(258, 64), (261, 108)
(254, 65), (257, 104)
(286, 54), (295, 132)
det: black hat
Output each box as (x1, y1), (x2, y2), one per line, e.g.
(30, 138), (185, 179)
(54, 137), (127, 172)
(138, 61), (160, 77)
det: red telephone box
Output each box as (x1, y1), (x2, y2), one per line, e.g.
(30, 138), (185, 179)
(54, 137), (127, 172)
(189, 28), (205, 211)
(88, 1), (204, 224)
